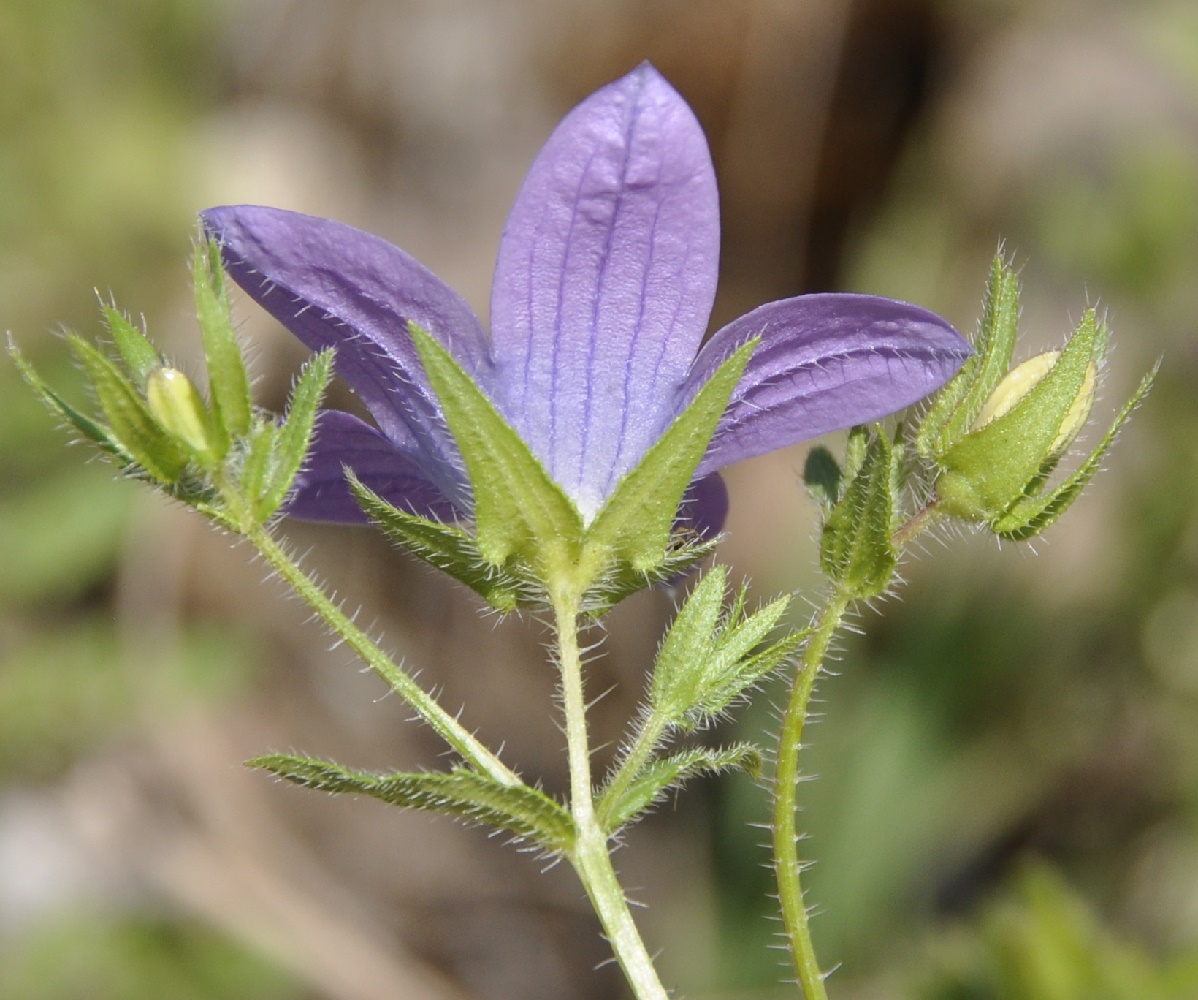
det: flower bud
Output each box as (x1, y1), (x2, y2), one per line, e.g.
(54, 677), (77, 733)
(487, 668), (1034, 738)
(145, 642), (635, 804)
(972, 351), (1097, 458)
(927, 302), (1151, 541)
(147, 367), (218, 465)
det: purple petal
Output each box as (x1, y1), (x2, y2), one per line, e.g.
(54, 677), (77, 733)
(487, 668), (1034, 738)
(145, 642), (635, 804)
(285, 410), (459, 523)
(677, 472), (729, 540)
(200, 206), (491, 474)
(489, 63), (720, 518)
(686, 294), (973, 478)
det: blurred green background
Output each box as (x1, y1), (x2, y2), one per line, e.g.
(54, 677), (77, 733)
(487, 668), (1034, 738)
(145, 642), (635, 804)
(2, 1), (1197, 998)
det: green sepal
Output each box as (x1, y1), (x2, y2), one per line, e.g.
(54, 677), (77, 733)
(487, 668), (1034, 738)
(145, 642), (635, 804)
(8, 336), (129, 460)
(249, 754), (575, 854)
(408, 322), (584, 573)
(103, 307), (162, 389)
(583, 532), (721, 618)
(820, 424), (899, 600)
(597, 743), (762, 833)
(585, 340), (756, 573)
(239, 421), (278, 520)
(916, 253), (1021, 458)
(194, 239), (253, 446)
(936, 310), (1108, 524)
(651, 566), (802, 730)
(993, 363), (1157, 540)
(69, 335), (190, 483)
(252, 349), (334, 522)
(350, 473), (531, 612)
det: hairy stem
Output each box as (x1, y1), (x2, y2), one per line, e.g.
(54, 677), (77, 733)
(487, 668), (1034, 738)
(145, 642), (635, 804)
(247, 523), (520, 788)
(553, 587), (670, 1000)
(773, 591), (850, 999)
(891, 497), (944, 551)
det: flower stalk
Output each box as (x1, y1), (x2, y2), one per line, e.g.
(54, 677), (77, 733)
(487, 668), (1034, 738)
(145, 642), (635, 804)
(244, 523), (521, 788)
(551, 583), (670, 1000)
(773, 592), (850, 1000)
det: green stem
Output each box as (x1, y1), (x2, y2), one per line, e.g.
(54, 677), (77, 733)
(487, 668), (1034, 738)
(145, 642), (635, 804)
(596, 709), (667, 832)
(773, 591), (851, 999)
(891, 497), (944, 551)
(246, 523), (520, 788)
(553, 587), (671, 1000)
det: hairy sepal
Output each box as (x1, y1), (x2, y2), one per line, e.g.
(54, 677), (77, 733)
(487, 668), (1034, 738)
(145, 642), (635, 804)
(936, 310), (1108, 523)
(409, 322), (585, 577)
(194, 239), (253, 447)
(584, 340), (755, 574)
(251, 349), (334, 522)
(350, 472), (533, 612)
(916, 253), (1020, 458)
(820, 424), (900, 600)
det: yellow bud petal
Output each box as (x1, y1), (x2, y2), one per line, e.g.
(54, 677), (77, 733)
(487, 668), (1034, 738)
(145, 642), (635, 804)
(146, 367), (214, 461)
(973, 351), (1097, 455)
(972, 352), (1059, 430)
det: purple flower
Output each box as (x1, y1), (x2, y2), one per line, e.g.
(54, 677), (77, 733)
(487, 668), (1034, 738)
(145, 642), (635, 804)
(202, 64), (970, 535)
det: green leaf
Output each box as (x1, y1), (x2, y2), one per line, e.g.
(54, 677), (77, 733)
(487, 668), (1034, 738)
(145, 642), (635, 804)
(408, 322), (584, 572)
(598, 743), (761, 832)
(994, 363), (1156, 540)
(250, 754), (575, 853)
(803, 445), (842, 511)
(194, 239), (253, 444)
(650, 566), (729, 717)
(103, 307), (161, 389)
(820, 424), (899, 599)
(650, 567), (802, 730)
(254, 349), (334, 521)
(350, 473), (531, 612)
(917, 253), (1020, 457)
(585, 340), (756, 573)
(69, 335), (190, 482)
(684, 600), (803, 726)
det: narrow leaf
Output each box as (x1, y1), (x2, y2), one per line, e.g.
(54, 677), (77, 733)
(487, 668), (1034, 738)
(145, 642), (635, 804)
(251, 754), (575, 852)
(686, 604), (803, 726)
(350, 473), (530, 612)
(599, 743), (761, 832)
(650, 567), (728, 717)
(195, 239), (253, 442)
(586, 341), (756, 572)
(409, 322), (584, 570)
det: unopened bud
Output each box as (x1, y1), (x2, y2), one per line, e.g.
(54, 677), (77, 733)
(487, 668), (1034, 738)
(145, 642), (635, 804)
(147, 367), (216, 464)
(973, 351), (1097, 457)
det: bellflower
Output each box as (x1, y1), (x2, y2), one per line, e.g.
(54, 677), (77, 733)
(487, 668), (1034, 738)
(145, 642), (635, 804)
(201, 63), (970, 537)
